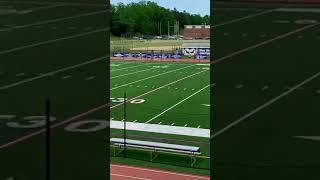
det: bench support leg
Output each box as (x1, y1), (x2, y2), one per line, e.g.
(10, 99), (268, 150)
(191, 154), (197, 167)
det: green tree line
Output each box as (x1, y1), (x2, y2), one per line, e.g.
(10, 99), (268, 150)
(111, 1), (210, 37)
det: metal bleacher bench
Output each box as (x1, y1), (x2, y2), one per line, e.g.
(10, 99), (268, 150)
(111, 138), (201, 167)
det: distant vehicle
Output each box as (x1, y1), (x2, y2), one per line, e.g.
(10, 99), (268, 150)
(168, 36), (176, 40)
(184, 37), (194, 40)
(154, 36), (162, 39)
(114, 53), (124, 57)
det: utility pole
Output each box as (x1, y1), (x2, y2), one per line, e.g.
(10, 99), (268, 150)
(167, 21), (170, 37)
(45, 99), (51, 180)
(123, 93), (127, 158)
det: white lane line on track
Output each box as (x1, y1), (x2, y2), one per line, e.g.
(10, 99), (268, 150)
(0, 69), (208, 149)
(12, 10), (107, 29)
(145, 83), (213, 123)
(212, 71), (320, 139)
(111, 64), (196, 91)
(0, 28), (108, 55)
(110, 173), (151, 180)
(0, 56), (106, 91)
(111, 164), (210, 179)
(111, 67), (158, 79)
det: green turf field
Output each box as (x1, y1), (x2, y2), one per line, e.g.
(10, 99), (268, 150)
(0, 1), (108, 179)
(213, 2), (320, 179)
(110, 60), (210, 174)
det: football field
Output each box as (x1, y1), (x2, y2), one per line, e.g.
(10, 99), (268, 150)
(213, 2), (320, 179)
(109, 60), (211, 174)
(1, 1), (109, 179)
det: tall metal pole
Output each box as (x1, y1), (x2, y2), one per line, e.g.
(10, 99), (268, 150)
(45, 99), (51, 180)
(123, 93), (127, 158)
(160, 22), (162, 36)
(168, 21), (170, 37)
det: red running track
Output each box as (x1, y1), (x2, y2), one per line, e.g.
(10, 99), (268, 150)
(111, 57), (210, 63)
(110, 164), (210, 180)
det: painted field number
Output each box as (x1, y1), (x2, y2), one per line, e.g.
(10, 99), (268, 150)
(110, 98), (145, 104)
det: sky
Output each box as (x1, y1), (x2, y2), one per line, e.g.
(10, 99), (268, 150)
(110, 0), (210, 16)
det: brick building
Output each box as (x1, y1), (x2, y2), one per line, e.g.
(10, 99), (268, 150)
(183, 25), (210, 39)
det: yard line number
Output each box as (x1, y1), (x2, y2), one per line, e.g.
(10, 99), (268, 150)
(110, 98), (145, 104)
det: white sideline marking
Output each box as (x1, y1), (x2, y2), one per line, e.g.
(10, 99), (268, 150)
(15, 73), (25, 77)
(262, 86), (269, 91)
(0, 28), (108, 55)
(111, 67), (158, 79)
(12, 10), (107, 29)
(111, 121), (209, 138)
(85, 76), (95, 81)
(111, 65), (195, 90)
(110, 173), (151, 180)
(68, 26), (77, 30)
(61, 75), (71, 79)
(235, 84), (244, 89)
(0, 115), (16, 119)
(212, 71), (320, 139)
(213, 8), (277, 28)
(110, 64), (153, 72)
(202, 104), (210, 107)
(22, 4), (62, 14)
(145, 84), (212, 123)
(0, 56), (106, 91)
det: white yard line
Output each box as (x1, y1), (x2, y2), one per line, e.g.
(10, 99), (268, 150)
(0, 0), (106, 7)
(212, 71), (320, 139)
(111, 67), (158, 79)
(111, 70), (208, 109)
(12, 10), (107, 29)
(0, 56), (106, 91)
(0, 28), (108, 55)
(212, 23), (320, 65)
(20, 4), (63, 14)
(145, 84), (212, 123)
(213, 8), (276, 28)
(0, 69), (208, 149)
(111, 65), (196, 90)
